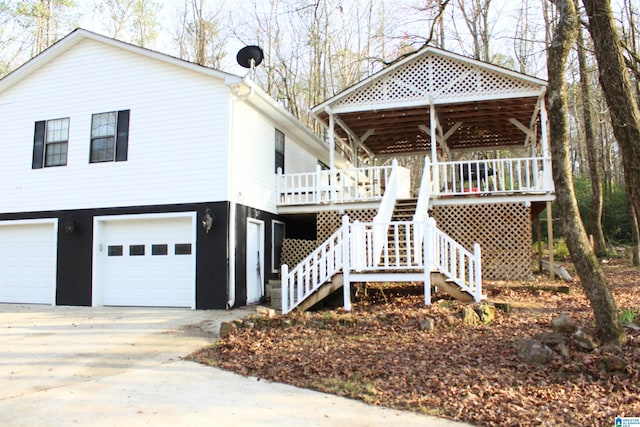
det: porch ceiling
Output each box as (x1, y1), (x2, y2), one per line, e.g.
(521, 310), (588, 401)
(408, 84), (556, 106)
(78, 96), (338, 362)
(315, 96), (541, 156)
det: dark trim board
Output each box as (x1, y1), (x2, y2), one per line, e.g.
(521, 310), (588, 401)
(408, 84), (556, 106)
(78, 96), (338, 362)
(0, 202), (314, 309)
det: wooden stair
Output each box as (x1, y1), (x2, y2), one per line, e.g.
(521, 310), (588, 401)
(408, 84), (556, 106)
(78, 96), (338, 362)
(430, 272), (475, 302)
(383, 198), (418, 267)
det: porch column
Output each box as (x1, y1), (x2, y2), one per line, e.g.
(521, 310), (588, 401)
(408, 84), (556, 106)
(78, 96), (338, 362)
(327, 108), (336, 202)
(539, 96), (552, 191)
(430, 102), (439, 192)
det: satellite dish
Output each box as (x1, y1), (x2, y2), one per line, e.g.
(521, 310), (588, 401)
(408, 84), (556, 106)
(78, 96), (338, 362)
(236, 45), (264, 69)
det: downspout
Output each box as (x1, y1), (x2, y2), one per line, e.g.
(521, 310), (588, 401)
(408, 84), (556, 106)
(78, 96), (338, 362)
(225, 85), (250, 309)
(227, 200), (236, 309)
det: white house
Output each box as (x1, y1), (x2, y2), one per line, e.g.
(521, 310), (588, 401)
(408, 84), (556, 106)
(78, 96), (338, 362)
(0, 29), (555, 313)
(0, 29), (331, 309)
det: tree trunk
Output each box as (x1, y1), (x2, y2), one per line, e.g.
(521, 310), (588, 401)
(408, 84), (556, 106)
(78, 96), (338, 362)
(548, 0), (624, 344)
(576, 23), (607, 256)
(582, 0), (640, 253)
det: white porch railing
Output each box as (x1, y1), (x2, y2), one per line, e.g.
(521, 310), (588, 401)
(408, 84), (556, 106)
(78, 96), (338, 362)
(371, 159), (399, 267)
(413, 157), (432, 265)
(277, 164), (394, 205)
(281, 215), (482, 313)
(436, 157), (550, 196)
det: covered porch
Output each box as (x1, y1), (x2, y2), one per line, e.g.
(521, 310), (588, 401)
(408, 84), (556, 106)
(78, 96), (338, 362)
(277, 46), (554, 211)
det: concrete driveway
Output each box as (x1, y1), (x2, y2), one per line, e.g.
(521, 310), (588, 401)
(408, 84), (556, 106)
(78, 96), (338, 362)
(0, 304), (472, 427)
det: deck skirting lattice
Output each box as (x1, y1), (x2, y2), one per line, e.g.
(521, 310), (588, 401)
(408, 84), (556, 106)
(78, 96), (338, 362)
(431, 202), (532, 280)
(316, 209), (377, 241)
(281, 209), (378, 271)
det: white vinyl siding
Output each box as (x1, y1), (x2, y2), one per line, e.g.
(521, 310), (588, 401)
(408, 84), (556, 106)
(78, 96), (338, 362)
(230, 100), (321, 213)
(0, 39), (231, 213)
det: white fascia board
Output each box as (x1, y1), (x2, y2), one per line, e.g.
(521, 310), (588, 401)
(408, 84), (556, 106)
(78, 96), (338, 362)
(327, 90), (546, 115)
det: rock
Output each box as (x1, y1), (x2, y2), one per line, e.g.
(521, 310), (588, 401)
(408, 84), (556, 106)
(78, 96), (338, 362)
(474, 304), (496, 323)
(256, 306), (276, 318)
(517, 339), (553, 364)
(419, 317), (436, 331)
(445, 315), (459, 327)
(602, 355), (627, 372)
(573, 329), (599, 351)
(494, 302), (512, 314)
(551, 314), (577, 334)
(557, 342), (571, 359)
(624, 322), (640, 331)
(462, 306), (481, 326)
(219, 321), (237, 338)
(534, 332), (566, 346)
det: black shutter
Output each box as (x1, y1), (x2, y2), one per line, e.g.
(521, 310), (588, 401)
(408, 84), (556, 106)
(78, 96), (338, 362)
(115, 110), (130, 162)
(32, 120), (46, 169)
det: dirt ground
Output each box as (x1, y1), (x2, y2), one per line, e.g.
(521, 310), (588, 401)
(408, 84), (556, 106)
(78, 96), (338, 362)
(190, 258), (640, 426)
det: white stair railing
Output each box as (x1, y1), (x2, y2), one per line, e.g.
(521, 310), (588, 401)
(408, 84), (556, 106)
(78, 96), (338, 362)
(371, 159), (399, 267)
(281, 216), (483, 314)
(281, 221), (346, 314)
(412, 157), (432, 265)
(423, 216), (483, 302)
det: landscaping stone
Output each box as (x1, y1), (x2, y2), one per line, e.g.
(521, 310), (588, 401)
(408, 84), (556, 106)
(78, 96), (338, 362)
(219, 321), (237, 338)
(494, 302), (513, 313)
(551, 314), (577, 333)
(602, 355), (627, 372)
(474, 304), (496, 323)
(572, 329), (599, 351)
(461, 306), (480, 326)
(517, 339), (552, 364)
(419, 318), (436, 332)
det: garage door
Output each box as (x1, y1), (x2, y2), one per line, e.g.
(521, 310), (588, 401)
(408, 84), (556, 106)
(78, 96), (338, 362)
(99, 215), (195, 308)
(0, 221), (57, 304)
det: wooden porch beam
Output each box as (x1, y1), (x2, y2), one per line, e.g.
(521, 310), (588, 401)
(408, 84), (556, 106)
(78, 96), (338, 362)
(509, 118), (535, 139)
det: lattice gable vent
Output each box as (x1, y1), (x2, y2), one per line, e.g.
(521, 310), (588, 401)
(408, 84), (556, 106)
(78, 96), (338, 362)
(335, 51), (542, 109)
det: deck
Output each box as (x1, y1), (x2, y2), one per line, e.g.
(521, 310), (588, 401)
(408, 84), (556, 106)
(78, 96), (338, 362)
(277, 157), (554, 214)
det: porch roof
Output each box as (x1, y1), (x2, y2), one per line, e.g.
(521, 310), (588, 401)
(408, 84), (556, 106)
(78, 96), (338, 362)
(311, 47), (547, 156)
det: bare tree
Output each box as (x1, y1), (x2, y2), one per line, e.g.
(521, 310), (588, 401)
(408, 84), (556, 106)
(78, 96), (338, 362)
(582, 0), (640, 266)
(15, 0), (76, 56)
(575, 21), (607, 255)
(455, 0), (492, 61)
(547, 0), (624, 344)
(96, 0), (159, 47)
(175, 0), (226, 68)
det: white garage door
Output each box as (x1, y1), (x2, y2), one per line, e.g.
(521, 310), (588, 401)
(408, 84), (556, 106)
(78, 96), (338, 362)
(0, 221), (57, 304)
(100, 215), (195, 308)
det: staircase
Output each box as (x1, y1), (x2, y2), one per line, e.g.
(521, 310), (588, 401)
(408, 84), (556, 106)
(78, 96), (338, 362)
(278, 201), (482, 314)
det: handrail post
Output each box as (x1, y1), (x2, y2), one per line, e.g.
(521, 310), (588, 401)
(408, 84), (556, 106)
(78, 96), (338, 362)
(341, 215), (351, 311)
(281, 264), (289, 313)
(423, 214), (431, 306)
(276, 167), (283, 204)
(473, 243), (482, 302)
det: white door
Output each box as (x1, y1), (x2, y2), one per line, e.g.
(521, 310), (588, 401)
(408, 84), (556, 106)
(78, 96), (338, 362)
(246, 219), (264, 304)
(0, 221), (57, 304)
(98, 215), (195, 308)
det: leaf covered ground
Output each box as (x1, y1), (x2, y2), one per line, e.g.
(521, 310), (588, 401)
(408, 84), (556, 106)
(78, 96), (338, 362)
(189, 259), (640, 426)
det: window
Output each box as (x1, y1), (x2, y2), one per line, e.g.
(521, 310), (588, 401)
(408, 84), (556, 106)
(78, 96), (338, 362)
(175, 243), (192, 255)
(275, 129), (284, 173)
(129, 244), (145, 256)
(32, 118), (69, 168)
(107, 245), (123, 256)
(151, 244), (168, 256)
(272, 220), (285, 273)
(90, 110), (130, 163)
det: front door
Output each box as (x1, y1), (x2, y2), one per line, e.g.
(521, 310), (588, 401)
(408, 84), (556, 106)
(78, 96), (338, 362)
(246, 219), (264, 304)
